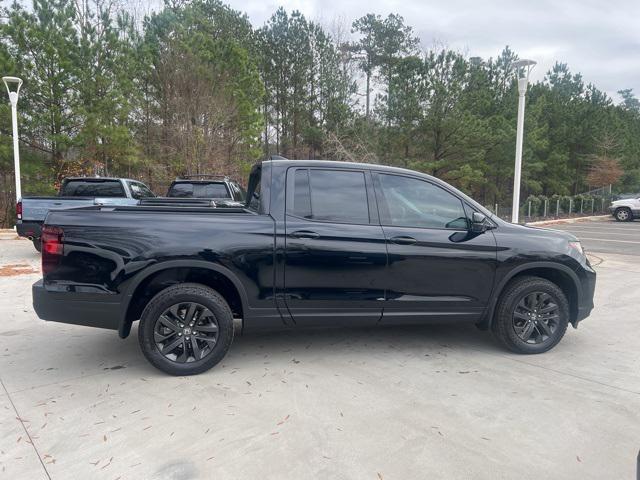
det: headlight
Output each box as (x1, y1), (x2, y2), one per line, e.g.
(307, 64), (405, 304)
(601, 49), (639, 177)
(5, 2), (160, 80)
(568, 240), (584, 256)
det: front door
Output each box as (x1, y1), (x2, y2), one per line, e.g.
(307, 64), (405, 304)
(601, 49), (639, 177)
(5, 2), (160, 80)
(283, 167), (387, 326)
(372, 172), (497, 324)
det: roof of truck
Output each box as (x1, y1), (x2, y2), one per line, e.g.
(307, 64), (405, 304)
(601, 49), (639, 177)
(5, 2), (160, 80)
(62, 177), (138, 182)
(263, 159), (426, 177)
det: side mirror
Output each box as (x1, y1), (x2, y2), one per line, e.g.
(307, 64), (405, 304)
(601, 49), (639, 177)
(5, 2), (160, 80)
(471, 212), (488, 233)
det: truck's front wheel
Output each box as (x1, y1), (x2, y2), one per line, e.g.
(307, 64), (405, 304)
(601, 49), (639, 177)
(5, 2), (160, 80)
(492, 276), (569, 354)
(138, 283), (234, 375)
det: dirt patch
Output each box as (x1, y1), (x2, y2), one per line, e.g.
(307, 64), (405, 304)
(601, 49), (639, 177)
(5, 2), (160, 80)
(0, 263), (39, 276)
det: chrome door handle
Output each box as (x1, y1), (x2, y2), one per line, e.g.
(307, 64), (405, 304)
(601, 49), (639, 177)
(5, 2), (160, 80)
(390, 235), (417, 245)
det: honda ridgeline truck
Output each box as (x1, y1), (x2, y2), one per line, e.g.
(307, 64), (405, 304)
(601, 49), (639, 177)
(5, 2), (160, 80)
(33, 160), (596, 375)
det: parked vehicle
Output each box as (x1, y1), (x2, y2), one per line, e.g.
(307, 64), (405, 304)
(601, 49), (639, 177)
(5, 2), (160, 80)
(17, 177), (155, 251)
(609, 196), (640, 221)
(166, 175), (246, 207)
(33, 160), (596, 375)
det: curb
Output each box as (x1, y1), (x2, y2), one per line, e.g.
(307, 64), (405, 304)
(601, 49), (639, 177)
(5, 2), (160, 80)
(525, 214), (610, 227)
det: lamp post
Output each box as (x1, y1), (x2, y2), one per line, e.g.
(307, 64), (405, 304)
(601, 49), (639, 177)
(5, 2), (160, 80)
(511, 60), (536, 223)
(3, 76), (23, 202)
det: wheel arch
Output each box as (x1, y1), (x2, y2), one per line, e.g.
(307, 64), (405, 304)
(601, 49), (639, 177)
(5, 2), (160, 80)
(480, 262), (581, 330)
(119, 260), (248, 338)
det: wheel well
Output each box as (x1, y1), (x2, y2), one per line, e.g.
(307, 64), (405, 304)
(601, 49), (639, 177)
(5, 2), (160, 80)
(615, 206), (631, 215)
(122, 267), (244, 337)
(485, 268), (579, 329)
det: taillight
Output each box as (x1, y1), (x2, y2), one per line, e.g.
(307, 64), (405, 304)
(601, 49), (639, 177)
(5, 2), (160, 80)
(41, 226), (64, 274)
(16, 200), (22, 220)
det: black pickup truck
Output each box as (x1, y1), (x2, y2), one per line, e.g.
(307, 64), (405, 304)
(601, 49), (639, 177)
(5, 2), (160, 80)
(33, 160), (596, 375)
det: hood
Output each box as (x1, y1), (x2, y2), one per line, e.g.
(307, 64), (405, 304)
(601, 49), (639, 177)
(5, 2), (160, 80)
(498, 220), (579, 242)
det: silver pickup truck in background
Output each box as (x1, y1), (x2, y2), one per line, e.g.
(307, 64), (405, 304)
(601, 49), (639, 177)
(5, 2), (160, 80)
(16, 177), (155, 251)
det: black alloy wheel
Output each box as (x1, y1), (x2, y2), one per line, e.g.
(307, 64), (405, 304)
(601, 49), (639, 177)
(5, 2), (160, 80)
(138, 283), (234, 375)
(154, 302), (219, 363)
(512, 291), (559, 345)
(492, 276), (569, 354)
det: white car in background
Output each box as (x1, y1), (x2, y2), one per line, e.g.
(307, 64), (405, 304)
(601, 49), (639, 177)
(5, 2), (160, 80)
(609, 195), (640, 221)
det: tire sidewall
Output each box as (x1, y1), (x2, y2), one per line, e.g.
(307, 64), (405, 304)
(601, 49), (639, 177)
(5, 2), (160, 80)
(138, 284), (234, 375)
(495, 278), (569, 354)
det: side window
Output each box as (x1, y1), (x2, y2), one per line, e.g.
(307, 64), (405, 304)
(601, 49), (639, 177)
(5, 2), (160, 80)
(376, 174), (468, 229)
(229, 182), (246, 201)
(129, 182), (155, 199)
(292, 169), (312, 218)
(289, 168), (370, 224)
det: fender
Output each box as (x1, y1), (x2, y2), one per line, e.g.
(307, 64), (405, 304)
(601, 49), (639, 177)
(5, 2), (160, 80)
(118, 259), (250, 337)
(480, 261), (582, 329)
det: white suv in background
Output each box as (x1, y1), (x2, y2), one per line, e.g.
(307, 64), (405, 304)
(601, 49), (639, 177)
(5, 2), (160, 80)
(609, 195), (640, 221)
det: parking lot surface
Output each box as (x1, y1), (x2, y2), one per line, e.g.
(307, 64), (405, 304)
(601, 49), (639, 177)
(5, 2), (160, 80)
(1, 227), (639, 479)
(547, 216), (640, 256)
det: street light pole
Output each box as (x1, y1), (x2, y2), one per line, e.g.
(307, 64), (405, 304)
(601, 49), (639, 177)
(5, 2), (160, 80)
(511, 60), (536, 224)
(3, 76), (23, 202)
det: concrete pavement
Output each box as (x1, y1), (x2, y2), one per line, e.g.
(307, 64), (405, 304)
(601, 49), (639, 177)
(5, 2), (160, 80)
(539, 216), (640, 256)
(0, 235), (639, 479)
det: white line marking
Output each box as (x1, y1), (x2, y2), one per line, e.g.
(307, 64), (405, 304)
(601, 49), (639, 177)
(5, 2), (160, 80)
(578, 237), (640, 245)
(555, 227), (640, 233)
(565, 230), (640, 237)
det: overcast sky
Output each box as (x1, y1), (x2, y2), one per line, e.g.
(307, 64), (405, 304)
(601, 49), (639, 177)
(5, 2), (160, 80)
(221, 0), (639, 103)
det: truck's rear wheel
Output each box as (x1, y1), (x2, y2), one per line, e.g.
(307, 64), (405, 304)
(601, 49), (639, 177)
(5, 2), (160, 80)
(492, 276), (569, 354)
(138, 283), (234, 375)
(32, 239), (42, 252)
(614, 207), (632, 222)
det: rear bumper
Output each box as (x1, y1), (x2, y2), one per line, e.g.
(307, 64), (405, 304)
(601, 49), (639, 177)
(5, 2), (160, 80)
(32, 280), (121, 331)
(16, 221), (42, 240)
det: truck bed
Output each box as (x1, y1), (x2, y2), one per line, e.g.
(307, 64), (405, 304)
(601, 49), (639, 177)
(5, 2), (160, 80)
(21, 196), (139, 222)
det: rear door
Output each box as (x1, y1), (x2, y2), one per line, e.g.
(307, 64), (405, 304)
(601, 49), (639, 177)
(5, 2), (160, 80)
(283, 167), (387, 326)
(373, 172), (497, 324)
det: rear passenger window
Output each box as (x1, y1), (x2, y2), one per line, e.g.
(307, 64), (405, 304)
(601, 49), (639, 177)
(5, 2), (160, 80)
(289, 169), (370, 224)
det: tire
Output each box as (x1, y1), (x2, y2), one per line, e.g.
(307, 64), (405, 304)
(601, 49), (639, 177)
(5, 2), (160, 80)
(492, 276), (569, 354)
(614, 207), (632, 222)
(32, 239), (41, 253)
(138, 283), (234, 375)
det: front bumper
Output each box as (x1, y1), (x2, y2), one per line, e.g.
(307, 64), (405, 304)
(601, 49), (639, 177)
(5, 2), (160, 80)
(573, 265), (596, 326)
(33, 280), (121, 331)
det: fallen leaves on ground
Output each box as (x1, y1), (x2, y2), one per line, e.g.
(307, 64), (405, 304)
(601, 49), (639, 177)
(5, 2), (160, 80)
(0, 264), (39, 277)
